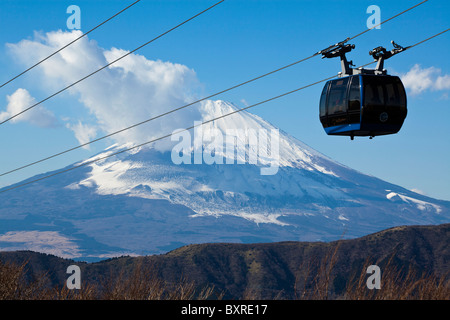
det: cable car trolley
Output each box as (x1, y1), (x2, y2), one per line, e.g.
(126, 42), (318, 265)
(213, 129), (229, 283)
(318, 39), (409, 140)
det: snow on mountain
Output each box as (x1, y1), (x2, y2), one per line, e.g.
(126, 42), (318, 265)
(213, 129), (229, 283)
(0, 100), (449, 261)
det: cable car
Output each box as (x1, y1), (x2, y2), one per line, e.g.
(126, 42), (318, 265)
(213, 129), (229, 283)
(318, 40), (408, 139)
(319, 74), (407, 139)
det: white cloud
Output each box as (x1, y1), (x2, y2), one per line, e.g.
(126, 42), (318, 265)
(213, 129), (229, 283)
(410, 188), (426, 196)
(400, 64), (450, 96)
(0, 88), (58, 127)
(240, 98), (249, 107)
(7, 30), (204, 150)
(435, 74), (450, 91)
(66, 121), (97, 150)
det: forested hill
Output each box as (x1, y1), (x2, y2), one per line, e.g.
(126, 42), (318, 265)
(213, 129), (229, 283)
(1, 223), (448, 299)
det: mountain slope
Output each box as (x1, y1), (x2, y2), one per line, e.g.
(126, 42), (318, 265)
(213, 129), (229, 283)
(1, 223), (448, 299)
(0, 100), (449, 260)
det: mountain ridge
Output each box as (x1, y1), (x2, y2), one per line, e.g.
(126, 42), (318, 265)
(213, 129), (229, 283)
(0, 100), (449, 260)
(0, 223), (448, 299)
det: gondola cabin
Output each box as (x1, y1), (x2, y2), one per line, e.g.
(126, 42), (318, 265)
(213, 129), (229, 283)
(319, 74), (407, 139)
(318, 40), (409, 139)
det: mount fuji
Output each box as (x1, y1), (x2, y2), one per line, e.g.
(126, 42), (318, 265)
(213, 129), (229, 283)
(1, 100), (449, 261)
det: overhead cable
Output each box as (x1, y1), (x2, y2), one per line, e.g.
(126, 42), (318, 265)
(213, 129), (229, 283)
(0, 0), (142, 89)
(0, 0), (225, 126)
(2, 27), (449, 194)
(0, 0), (432, 177)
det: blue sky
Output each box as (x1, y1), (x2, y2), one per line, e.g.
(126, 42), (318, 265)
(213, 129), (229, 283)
(0, 0), (449, 200)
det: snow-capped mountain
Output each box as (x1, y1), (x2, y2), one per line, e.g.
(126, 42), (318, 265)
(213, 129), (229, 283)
(0, 100), (449, 261)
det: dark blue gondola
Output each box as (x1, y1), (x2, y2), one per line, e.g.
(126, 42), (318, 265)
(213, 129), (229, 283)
(318, 40), (408, 140)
